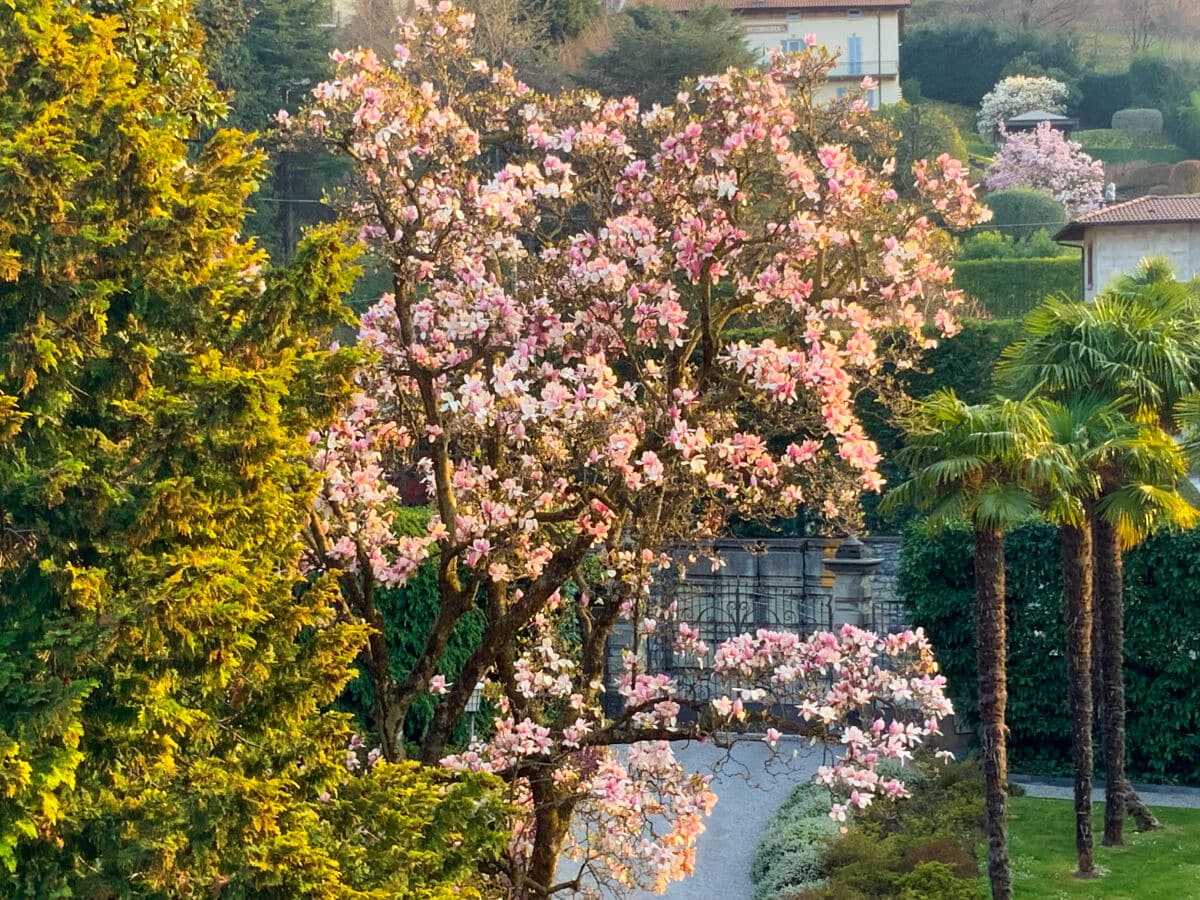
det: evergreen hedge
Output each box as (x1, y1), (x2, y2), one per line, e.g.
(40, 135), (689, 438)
(953, 257), (1081, 318)
(898, 521), (1200, 782)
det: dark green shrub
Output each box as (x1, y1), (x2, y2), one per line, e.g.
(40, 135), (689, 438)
(340, 506), (488, 747)
(1129, 55), (1184, 112)
(982, 188), (1067, 241)
(899, 521), (1200, 782)
(904, 319), (1024, 406)
(952, 257), (1081, 318)
(1077, 72), (1132, 130)
(1174, 91), (1200, 157)
(862, 319), (1024, 532)
(899, 25), (1078, 107)
(1121, 530), (1200, 782)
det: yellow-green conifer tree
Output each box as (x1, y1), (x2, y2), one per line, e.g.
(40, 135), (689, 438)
(0, 1), (506, 894)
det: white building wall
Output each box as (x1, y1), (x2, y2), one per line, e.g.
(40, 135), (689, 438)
(741, 10), (903, 108)
(1086, 224), (1200, 299)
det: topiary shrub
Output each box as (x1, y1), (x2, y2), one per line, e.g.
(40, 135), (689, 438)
(1112, 107), (1165, 138)
(1147, 184), (1177, 196)
(982, 187), (1067, 241)
(1169, 160), (1200, 193)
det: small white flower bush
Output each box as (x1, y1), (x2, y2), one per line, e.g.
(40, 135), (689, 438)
(978, 75), (1070, 138)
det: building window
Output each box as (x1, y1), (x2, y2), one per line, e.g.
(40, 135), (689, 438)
(1086, 243), (1093, 289)
(781, 38), (807, 53)
(848, 9), (862, 17)
(786, 10), (800, 22)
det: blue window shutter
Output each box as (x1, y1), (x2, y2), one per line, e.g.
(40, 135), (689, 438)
(847, 36), (863, 75)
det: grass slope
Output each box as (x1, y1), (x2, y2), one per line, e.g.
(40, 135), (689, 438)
(1005, 797), (1200, 898)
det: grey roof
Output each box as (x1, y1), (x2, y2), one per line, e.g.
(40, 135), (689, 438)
(1005, 110), (1075, 123)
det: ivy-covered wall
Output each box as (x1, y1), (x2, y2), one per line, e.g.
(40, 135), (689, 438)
(898, 520), (1200, 783)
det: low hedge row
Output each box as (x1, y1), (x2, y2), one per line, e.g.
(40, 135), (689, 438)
(751, 784), (840, 900)
(898, 521), (1200, 782)
(952, 257), (1081, 318)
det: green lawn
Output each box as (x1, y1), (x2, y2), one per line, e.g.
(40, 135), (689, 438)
(1005, 797), (1200, 899)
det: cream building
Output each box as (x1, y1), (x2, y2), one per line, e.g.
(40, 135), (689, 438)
(661, 0), (910, 109)
(1055, 196), (1200, 300)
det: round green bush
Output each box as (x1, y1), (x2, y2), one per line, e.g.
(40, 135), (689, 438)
(982, 188), (1067, 241)
(1147, 183), (1177, 196)
(1112, 107), (1164, 136)
(1168, 160), (1200, 193)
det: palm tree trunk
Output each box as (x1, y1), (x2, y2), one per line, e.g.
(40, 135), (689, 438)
(1061, 520), (1095, 877)
(1093, 518), (1162, 839)
(975, 525), (1012, 900)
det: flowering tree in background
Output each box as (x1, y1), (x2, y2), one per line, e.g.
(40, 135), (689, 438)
(986, 122), (1106, 217)
(290, 3), (984, 895)
(977, 75), (1070, 138)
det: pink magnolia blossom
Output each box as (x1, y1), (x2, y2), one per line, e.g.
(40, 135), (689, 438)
(294, 4), (981, 895)
(985, 122), (1105, 217)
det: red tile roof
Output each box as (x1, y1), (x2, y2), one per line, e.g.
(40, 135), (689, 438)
(659, 0), (909, 10)
(1056, 196), (1200, 241)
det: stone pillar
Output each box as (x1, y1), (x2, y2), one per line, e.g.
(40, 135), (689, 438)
(823, 535), (883, 628)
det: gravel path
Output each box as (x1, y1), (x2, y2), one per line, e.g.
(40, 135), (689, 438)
(625, 739), (824, 900)
(1012, 775), (1200, 809)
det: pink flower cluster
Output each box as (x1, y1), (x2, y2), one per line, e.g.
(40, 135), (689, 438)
(709, 624), (952, 819)
(986, 122), (1105, 217)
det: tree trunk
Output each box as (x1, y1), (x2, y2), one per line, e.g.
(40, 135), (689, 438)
(1061, 521), (1095, 878)
(520, 774), (575, 898)
(974, 526), (1012, 900)
(1093, 518), (1162, 839)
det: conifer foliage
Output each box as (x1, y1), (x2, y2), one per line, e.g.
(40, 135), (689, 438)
(0, 1), (506, 894)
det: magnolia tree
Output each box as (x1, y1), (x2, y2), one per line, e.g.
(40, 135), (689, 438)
(987, 121), (1106, 217)
(290, 4), (984, 895)
(977, 74), (1070, 138)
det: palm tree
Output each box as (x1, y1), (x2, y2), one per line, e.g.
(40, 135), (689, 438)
(1036, 398), (1193, 868)
(999, 261), (1200, 844)
(886, 391), (1056, 900)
